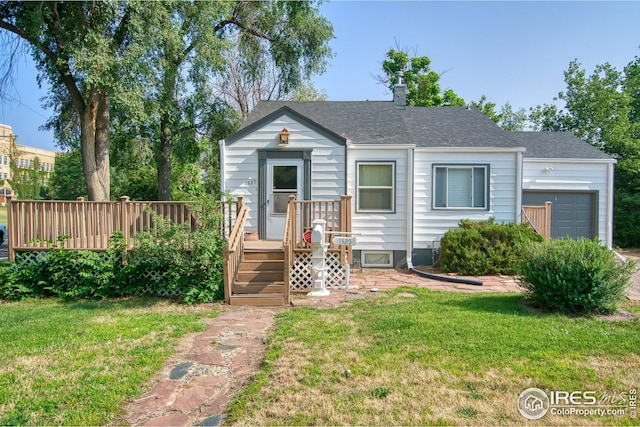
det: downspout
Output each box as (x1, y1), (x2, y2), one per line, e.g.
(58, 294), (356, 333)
(607, 162), (615, 248)
(515, 150), (523, 223)
(406, 147), (415, 269)
(406, 147), (482, 286)
(219, 139), (226, 198)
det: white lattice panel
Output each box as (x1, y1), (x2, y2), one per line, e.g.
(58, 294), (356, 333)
(289, 251), (346, 293)
(14, 251), (181, 297)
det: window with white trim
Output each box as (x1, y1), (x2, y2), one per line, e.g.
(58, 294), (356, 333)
(434, 165), (488, 209)
(357, 162), (395, 212)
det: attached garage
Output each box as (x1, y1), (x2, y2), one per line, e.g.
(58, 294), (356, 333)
(513, 131), (615, 246)
(523, 191), (597, 240)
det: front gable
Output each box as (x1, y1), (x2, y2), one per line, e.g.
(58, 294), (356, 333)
(225, 106), (346, 146)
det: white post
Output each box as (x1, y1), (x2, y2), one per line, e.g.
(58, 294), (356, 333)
(308, 219), (330, 297)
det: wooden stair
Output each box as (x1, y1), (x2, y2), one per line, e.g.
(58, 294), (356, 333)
(229, 247), (286, 306)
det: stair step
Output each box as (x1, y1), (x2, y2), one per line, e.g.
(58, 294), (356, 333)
(229, 293), (286, 306)
(233, 281), (285, 294)
(243, 250), (284, 261)
(239, 259), (284, 271)
(236, 270), (284, 282)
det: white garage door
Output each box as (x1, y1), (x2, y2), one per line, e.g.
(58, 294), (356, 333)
(523, 191), (596, 239)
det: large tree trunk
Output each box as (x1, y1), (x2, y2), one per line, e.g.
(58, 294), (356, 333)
(157, 116), (172, 201)
(80, 90), (111, 201)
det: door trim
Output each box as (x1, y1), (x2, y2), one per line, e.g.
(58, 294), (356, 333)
(258, 150), (311, 240)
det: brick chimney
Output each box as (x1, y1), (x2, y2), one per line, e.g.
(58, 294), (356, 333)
(393, 71), (406, 109)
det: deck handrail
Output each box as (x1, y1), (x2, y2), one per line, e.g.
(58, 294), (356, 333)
(5, 195), (237, 260)
(284, 195), (352, 264)
(223, 197), (247, 304)
(282, 195), (296, 305)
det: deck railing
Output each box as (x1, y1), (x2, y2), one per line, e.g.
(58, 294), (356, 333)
(222, 197), (247, 305)
(6, 195), (237, 260)
(285, 194), (352, 262)
(522, 201), (552, 238)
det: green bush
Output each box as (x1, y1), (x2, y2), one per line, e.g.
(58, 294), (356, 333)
(439, 218), (544, 276)
(0, 197), (227, 305)
(519, 238), (634, 315)
(0, 235), (127, 301)
(613, 189), (640, 248)
(121, 197), (226, 304)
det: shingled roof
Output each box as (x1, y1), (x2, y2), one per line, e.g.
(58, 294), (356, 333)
(509, 131), (614, 160)
(228, 100), (614, 160)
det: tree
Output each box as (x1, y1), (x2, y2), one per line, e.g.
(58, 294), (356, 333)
(48, 149), (87, 200)
(377, 47), (465, 107)
(1, 1), (333, 202)
(529, 57), (640, 246)
(0, 2), (151, 201)
(529, 59), (640, 192)
(136, 1), (333, 200)
(499, 102), (527, 131)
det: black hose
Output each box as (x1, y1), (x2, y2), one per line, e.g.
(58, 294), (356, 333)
(409, 267), (483, 286)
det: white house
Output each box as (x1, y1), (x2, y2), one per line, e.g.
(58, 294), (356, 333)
(220, 82), (615, 269)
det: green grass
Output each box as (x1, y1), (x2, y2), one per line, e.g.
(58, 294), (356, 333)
(227, 289), (640, 426)
(0, 297), (215, 425)
(0, 205), (6, 226)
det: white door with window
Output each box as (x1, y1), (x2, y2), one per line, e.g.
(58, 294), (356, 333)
(266, 159), (303, 240)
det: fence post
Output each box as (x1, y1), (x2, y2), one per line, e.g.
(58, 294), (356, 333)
(6, 194), (14, 261)
(120, 196), (130, 247)
(544, 201), (552, 238)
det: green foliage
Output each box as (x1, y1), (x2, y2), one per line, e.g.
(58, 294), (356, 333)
(380, 47), (465, 107)
(439, 218), (544, 276)
(0, 235), (127, 301)
(519, 238), (634, 315)
(122, 197), (226, 304)
(0, 198), (227, 304)
(48, 149), (88, 200)
(613, 189), (640, 247)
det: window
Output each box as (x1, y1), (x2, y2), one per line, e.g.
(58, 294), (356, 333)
(362, 251), (393, 267)
(357, 162), (395, 212)
(434, 165), (488, 209)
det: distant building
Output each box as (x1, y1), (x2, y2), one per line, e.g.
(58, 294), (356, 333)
(0, 123), (58, 201)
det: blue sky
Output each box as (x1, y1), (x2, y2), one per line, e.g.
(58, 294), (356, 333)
(1, 1), (639, 152)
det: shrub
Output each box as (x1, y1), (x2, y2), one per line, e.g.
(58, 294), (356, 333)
(0, 235), (127, 301)
(613, 189), (640, 248)
(439, 218), (544, 275)
(122, 197), (226, 304)
(0, 197), (227, 304)
(519, 238), (634, 315)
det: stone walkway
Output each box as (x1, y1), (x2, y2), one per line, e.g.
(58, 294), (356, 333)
(124, 269), (523, 426)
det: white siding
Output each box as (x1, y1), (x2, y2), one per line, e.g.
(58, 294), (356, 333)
(348, 146), (409, 251)
(523, 159), (613, 244)
(413, 150), (519, 247)
(224, 114), (345, 232)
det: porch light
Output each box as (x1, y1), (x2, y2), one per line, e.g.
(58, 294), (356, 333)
(279, 128), (290, 145)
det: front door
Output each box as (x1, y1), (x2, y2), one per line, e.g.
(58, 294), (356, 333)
(266, 159), (303, 240)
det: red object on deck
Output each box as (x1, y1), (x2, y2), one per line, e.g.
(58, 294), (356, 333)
(303, 230), (312, 243)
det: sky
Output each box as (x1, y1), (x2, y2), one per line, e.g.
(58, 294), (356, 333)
(1, 1), (639, 152)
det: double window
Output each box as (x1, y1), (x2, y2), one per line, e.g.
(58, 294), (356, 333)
(356, 162), (395, 213)
(434, 165), (488, 209)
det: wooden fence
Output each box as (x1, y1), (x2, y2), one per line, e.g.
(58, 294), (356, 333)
(6, 195), (237, 261)
(522, 201), (552, 238)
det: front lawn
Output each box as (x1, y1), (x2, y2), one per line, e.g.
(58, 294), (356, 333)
(228, 289), (640, 426)
(0, 298), (215, 425)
